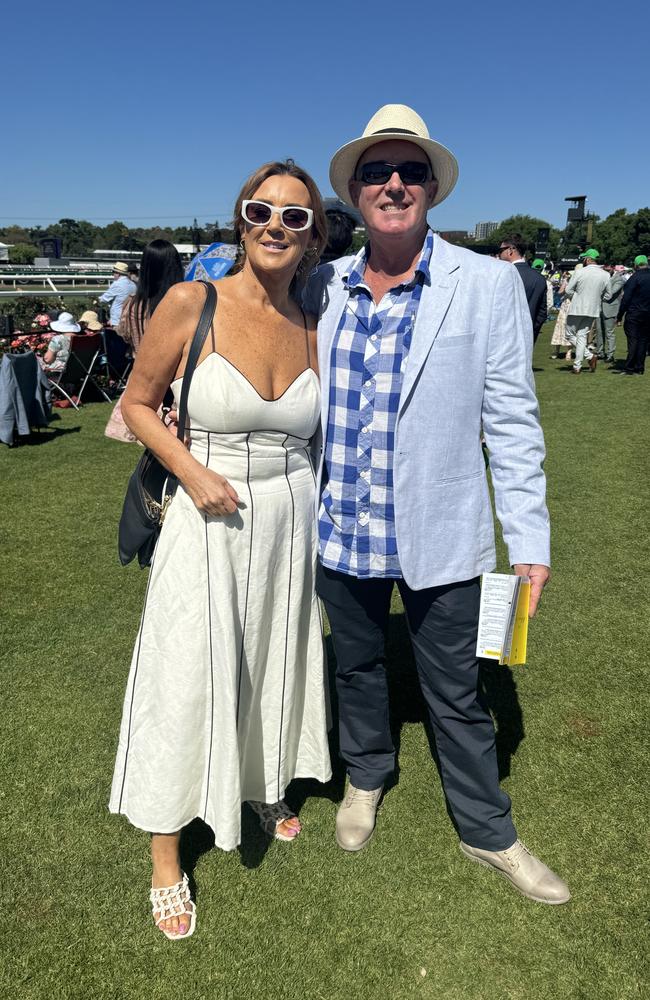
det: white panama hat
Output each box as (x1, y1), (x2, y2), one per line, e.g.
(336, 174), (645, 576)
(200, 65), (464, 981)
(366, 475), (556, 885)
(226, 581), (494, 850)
(112, 261), (129, 274)
(50, 311), (81, 333)
(329, 104), (459, 209)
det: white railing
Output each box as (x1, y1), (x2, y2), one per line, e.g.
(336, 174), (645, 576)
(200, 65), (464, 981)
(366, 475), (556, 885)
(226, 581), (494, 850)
(0, 273), (112, 290)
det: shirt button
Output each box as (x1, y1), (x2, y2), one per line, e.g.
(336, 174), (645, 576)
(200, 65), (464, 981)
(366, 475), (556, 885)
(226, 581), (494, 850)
(370, 334), (378, 342)
(361, 425), (370, 434)
(358, 511), (368, 524)
(364, 379), (373, 387)
(360, 469), (369, 479)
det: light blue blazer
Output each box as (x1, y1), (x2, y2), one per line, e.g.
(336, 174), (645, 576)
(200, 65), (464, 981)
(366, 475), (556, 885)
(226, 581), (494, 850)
(304, 235), (551, 590)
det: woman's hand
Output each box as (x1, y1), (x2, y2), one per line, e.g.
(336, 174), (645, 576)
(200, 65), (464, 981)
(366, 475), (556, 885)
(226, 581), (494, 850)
(182, 463), (240, 516)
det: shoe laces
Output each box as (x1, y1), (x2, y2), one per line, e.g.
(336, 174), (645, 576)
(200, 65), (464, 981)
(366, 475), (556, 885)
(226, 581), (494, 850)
(345, 786), (380, 807)
(501, 839), (530, 871)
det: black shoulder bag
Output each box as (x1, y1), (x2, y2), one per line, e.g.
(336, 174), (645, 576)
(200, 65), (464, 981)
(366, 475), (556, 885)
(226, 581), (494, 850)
(118, 280), (217, 567)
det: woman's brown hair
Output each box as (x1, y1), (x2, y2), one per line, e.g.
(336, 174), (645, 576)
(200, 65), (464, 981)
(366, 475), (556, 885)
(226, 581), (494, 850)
(232, 159), (328, 291)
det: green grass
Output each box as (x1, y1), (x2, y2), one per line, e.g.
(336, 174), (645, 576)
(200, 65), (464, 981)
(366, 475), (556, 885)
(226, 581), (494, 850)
(2, 327), (648, 999)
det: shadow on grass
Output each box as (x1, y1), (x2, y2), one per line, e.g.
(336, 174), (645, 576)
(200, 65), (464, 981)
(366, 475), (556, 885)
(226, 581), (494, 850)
(179, 608), (525, 884)
(11, 426), (82, 446)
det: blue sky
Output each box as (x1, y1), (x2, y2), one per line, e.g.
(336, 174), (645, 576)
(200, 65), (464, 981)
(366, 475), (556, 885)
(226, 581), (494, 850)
(5, 0), (648, 232)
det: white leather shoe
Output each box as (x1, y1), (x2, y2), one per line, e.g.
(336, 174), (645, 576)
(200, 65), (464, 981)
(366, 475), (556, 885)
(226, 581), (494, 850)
(336, 784), (383, 852)
(460, 839), (571, 904)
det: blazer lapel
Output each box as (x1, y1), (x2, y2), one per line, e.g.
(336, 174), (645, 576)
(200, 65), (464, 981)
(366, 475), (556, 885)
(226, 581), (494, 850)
(400, 242), (460, 413)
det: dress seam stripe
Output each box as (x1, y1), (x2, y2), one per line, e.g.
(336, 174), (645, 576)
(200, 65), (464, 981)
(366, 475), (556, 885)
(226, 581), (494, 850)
(277, 434), (295, 801)
(184, 426), (310, 442)
(303, 444), (323, 633)
(203, 433), (216, 821)
(117, 535), (159, 810)
(236, 433), (254, 727)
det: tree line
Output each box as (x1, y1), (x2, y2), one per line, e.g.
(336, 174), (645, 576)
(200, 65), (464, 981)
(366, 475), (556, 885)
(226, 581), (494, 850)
(468, 208), (650, 265)
(2, 205), (650, 267)
(1, 218), (233, 265)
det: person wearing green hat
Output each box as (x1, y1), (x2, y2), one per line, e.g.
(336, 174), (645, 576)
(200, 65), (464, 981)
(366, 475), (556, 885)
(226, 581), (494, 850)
(564, 251), (609, 373)
(616, 254), (650, 374)
(532, 259), (545, 270)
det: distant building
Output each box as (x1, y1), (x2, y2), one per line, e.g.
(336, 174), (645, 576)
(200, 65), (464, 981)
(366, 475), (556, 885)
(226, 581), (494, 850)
(474, 221), (498, 240)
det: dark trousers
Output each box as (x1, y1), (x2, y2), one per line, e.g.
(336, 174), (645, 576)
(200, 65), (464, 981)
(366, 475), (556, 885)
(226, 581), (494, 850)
(624, 316), (650, 373)
(317, 566), (517, 851)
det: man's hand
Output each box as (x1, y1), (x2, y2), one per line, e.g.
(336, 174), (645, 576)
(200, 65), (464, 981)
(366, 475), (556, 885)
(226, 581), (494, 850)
(512, 563), (550, 617)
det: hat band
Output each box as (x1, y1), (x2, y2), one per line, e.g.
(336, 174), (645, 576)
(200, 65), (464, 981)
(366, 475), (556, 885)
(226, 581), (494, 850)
(371, 127), (420, 136)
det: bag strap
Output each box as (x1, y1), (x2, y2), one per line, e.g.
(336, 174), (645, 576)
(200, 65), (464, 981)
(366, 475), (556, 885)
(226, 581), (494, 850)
(175, 280), (217, 442)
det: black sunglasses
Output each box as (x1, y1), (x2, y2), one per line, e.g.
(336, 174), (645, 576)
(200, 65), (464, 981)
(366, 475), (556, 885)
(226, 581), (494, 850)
(355, 160), (432, 185)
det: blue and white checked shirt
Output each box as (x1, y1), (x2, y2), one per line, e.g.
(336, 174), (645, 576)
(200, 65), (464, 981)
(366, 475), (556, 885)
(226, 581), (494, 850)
(319, 229), (433, 578)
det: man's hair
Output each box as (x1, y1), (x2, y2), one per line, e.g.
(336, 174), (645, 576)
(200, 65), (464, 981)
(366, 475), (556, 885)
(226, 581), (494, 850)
(321, 210), (356, 262)
(500, 233), (528, 258)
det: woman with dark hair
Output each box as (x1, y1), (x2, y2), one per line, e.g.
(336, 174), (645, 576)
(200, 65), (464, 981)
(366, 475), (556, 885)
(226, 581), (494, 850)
(118, 239), (184, 354)
(105, 240), (184, 442)
(110, 161), (331, 939)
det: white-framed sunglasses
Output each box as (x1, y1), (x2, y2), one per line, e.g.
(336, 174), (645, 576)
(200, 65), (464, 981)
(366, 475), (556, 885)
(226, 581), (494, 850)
(241, 199), (314, 232)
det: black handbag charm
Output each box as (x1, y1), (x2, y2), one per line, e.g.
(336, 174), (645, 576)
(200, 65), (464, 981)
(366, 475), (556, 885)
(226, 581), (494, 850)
(118, 280), (217, 567)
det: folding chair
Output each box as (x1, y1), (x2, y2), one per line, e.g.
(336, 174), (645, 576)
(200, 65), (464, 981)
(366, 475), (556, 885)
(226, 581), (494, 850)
(100, 328), (133, 392)
(47, 333), (113, 407)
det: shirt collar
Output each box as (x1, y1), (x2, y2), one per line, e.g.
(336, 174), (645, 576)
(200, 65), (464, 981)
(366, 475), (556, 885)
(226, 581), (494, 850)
(343, 228), (434, 291)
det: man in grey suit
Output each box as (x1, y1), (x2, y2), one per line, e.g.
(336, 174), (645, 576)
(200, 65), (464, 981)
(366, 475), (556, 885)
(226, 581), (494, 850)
(305, 105), (569, 904)
(597, 265), (626, 362)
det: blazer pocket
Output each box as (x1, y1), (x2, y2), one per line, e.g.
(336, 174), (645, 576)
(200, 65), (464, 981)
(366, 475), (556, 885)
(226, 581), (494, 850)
(436, 334), (476, 349)
(432, 469), (483, 486)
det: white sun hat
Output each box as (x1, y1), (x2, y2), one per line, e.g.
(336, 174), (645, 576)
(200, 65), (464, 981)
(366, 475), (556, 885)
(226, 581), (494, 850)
(112, 261), (129, 274)
(329, 104), (459, 209)
(50, 311), (81, 333)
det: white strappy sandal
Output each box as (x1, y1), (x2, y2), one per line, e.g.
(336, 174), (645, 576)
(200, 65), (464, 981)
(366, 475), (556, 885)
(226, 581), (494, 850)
(150, 872), (196, 940)
(248, 800), (301, 842)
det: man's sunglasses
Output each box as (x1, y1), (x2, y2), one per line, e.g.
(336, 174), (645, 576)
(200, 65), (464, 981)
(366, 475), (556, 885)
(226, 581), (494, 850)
(241, 199), (313, 232)
(355, 161), (432, 185)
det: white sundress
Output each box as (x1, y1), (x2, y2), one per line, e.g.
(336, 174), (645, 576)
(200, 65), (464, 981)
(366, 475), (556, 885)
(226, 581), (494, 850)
(110, 348), (332, 851)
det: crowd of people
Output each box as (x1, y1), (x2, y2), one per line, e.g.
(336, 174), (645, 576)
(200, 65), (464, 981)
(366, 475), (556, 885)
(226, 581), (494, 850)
(495, 243), (648, 376)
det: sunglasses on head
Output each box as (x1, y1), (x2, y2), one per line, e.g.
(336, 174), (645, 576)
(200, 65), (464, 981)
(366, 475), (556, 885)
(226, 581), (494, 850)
(355, 160), (432, 185)
(241, 199), (313, 232)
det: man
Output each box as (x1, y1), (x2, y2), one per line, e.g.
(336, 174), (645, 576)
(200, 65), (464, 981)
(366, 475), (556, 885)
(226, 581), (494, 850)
(305, 104), (569, 904)
(617, 254), (650, 374)
(564, 250), (609, 373)
(321, 208), (357, 264)
(532, 257), (555, 316)
(99, 261), (137, 328)
(597, 265), (626, 363)
(496, 235), (548, 341)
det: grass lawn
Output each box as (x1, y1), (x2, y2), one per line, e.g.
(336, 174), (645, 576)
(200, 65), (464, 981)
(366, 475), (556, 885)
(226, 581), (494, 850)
(2, 326), (648, 999)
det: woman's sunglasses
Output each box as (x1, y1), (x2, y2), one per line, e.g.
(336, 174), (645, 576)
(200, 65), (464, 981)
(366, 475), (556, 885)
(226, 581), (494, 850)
(241, 200), (313, 232)
(355, 161), (432, 185)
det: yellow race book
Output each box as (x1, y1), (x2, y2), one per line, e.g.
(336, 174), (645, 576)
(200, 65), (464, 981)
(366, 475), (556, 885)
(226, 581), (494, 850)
(476, 573), (530, 666)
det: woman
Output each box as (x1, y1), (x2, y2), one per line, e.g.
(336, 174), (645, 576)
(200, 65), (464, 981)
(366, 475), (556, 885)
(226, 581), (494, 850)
(78, 310), (104, 334)
(110, 161), (331, 940)
(40, 312), (80, 372)
(105, 240), (183, 442)
(549, 272), (573, 360)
